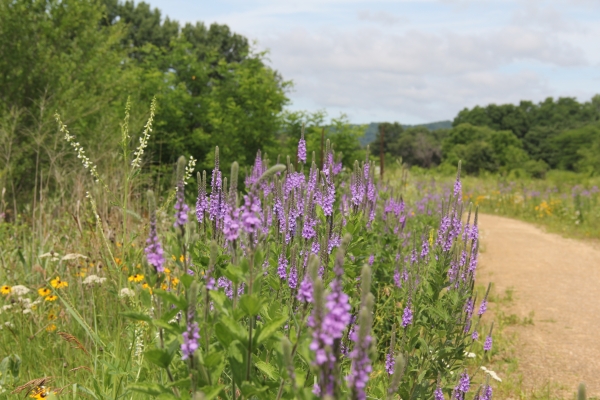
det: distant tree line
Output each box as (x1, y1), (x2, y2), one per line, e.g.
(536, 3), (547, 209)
(371, 96), (600, 177)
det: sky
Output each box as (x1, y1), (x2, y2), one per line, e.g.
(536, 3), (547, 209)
(144, 0), (600, 125)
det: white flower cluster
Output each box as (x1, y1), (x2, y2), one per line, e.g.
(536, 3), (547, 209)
(83, 275), (107, 285)
(131, 97), (157, 170)
(183, 156), (197, 186)
(20, 297), (42, 314)
(120, 288), (135, 298)
(11, 285), (30, 296)
(57, 118), (101, 184)
(480, 366), (502, 382)
(62, 253), (87, 261)
(40, 251), (60, 261)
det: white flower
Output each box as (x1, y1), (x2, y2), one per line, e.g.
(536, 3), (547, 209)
(62, 253), (87, 261)
(120, 288), (135, 298)
(11, 285), (30, 296)
(1, 304), (12, 312)
(481, 366), (502, 382)
(465, 352), (477, 358)
(23, 309), (32, 314)
(83, 275), (107, 285)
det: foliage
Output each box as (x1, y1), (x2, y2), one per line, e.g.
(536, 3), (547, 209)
(0, 103), (494, 399)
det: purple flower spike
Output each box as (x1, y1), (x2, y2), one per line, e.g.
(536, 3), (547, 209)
(471, 330), (479, 341)
(402, 305), (413, 328)
(297, 276), (313, 303)
(174, 181), (190, 228)
(484, 335), (493, 351)
(181, 309), (200, 360)
(385, 351), (395, 375)
(298, 133), (307, 163)
(145, 212), (165, 273)
(241, 193), (262, 234)
(288, 265), (298, 290)
(478, 300), (488, 316)
(454, 372), (470, 399)
(434, 387), (445, 400)
(368, 254), (374, 266)
(277, 253), (288, 280)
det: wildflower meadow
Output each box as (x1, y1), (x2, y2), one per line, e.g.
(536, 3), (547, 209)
(0, 102), (498, 400)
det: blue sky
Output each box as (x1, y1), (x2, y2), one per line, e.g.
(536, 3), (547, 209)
(144, 0), (600, 124)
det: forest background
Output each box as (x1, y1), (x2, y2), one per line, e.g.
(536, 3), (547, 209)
(2, 0), (600, 219)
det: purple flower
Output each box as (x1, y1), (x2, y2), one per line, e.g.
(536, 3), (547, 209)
(368, 254), (374, 266)
(288, 265), (298, 290)
(298, 136), (307, 163)
(297, 276), (313, 303)
(402, 305), (413, 328)
(471, 330), (479, 341)
(223, 204), (241, 242)
(478, 300), (487, 316)
(394, 269), (401, 288)
(484, 335), (493, 351)
(240, 193), (261, 234)
(174, 181), (190, 228)
(454, 175), (462, 198)
(385, 351), (395, 375)
(420, 239), (429, 259)
(435, 387), (445, 400)
(181, 309), (200, 360)
(145, 212), (165, 273)
(454, 372), (470, 399)
(208, 158), (223, 222)
(196, 176), (208, 223)
(480, 385), (492, 400)
(277, 253), (288, 280)
(346, 330), (373, 400)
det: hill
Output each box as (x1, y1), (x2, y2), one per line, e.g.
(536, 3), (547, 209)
(359, 120), (452, 147)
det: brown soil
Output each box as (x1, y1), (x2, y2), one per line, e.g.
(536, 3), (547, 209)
(477, 213), (600, 397)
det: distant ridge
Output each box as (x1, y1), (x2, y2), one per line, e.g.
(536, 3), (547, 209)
(359, 120), (452, 147)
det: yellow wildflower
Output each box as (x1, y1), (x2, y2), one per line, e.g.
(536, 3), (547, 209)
(1, 285), (11, 295)
(135, 263), (141, 269)
(179, 255), (184, 262)
(171, 277), (180, 286)
(161, 282), (168, 290)
(142, 282), (153, 294)
(45, 295), (58, 302)
(38, 287), (51, 297)
(128, 274), (144, 283)
(164, 268), (171, 276)
(171, 255), (176, 261)
(115, 257), (122, 265)
(48, 311), (57, 320)
(50, 276), (68, 289)
(46, 324), (57, 333)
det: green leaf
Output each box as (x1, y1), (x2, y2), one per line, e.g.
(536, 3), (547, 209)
(145, 348), (175, 369)
(203, 351), (224, 368)
(153, 319), (182, 335)
(240, 294), (263, 316)
(154, 289), (188, 310)
(180, 273), (194, 289)
(128, 382), (170, 396)
(121, 312), (152, 323)
(254, 360), (279, 380)
(197, 385), (225, 400)
(228, 340), (244, 363)
(256, 314), (287, 344)
(239, 382), (269, 397)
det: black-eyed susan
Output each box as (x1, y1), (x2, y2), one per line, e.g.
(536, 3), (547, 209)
(161, 282), (168, 290)
(128, 274), (144, 283)
(45, 295), (58, 302)
(179, 255), (184, 262)
(29, 385), (55, 399)
(1, 285), (11, 295)
(46, 324), (57, 333)
(38, 287), (51, 297)
(171, 255), (176, 261)
(170, 277), (180, 286)
(164, 268), (171, 276)
(50, 276), (68, 289)
(114, 257), (122, 265)
(48, 311), (57, 321)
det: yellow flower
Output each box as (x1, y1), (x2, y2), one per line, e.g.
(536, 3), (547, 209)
(1, 285), (11, 295)
(171, 255), (176, 261)
(75, 268), (87, 278)
(171, 277), (180, 286)
(116, 242), (122, 248)
(161, 282), (168, 290)
(48, 311), (57, 320)
(46, 324), (57, 333)
(38, 288), (51, 297)
(179, 255), (184, 262)
(128, 274), (144, 283)
(50, 276), (68, 289)
(29, 385), (51, 399)
(164, 268), (171, 276)
(115, 257), (122, 265)
(135, 263), (141, 269)
(45, 295), (58, 302)
(141, 282), (153, 294)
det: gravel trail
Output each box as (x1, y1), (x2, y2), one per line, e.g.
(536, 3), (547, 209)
(477, 213), (600, 397)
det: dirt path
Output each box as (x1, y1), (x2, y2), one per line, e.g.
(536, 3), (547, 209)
(477, 214), (600, 397)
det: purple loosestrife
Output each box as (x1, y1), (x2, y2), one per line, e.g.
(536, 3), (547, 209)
(484, 335), (493, 351)
(209, 165), (222, 222)
(145, 191), (165, 273)
(277, 252), (288, 280)
(480, 385), (492, 400)
(298, 130), (307, 163)
(385, 351), (395, 375)
(420, 239), (429, 259)
(472, 330), (479, 341)
(402, 304), (413, 328)
(394, 269), (402, 288)
(174, 180), (190, 228)
(223, 204), (240, 242)
(478, 299), (488, 316)
(288, 264), (298, 290)
(454, 372), (470, 400)
(181, 309), (200, 360)
(297, 276), (313, 302)
(435, 387), (445, 400)
(241, 193), (261, 234)
(196, 171), (208, 223)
